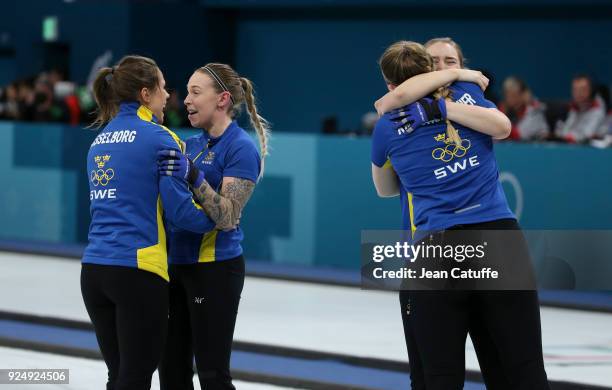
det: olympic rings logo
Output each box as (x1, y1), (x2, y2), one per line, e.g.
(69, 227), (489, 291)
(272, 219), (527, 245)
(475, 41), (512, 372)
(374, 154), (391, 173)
(90, 169), (115, 186)
(431, 139), (472, 162)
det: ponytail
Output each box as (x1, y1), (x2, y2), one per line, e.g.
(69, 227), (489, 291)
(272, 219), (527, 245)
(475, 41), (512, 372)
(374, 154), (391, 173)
(240, 77), (271, 179)
(89, 55), (160, 129)
(90, 67), (117, 128)
(434, 87), (461, 145)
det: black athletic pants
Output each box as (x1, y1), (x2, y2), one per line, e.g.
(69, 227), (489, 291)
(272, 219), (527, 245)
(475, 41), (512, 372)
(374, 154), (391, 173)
(81, 263), (169, 390)
(159, 256), (245, 390)
(399, 219), (550, 390)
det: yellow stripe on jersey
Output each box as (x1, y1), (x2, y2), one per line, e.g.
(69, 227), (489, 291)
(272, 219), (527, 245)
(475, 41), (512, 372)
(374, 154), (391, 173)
(198, 231), (218, 262)
(137, 105), (154, 122)
(137, 104), (211, 260)
(136, 195), (169, 281)
(160, 124), (201, 211)
(136, 105), (184, 152)
(138, 105), (201, 209)
(383, 158), (393, 169)
(191, 198), (203, 210)
(193, 150), (205, 162)
(407, 192), (416, 239)
(160, 124), (184, 151)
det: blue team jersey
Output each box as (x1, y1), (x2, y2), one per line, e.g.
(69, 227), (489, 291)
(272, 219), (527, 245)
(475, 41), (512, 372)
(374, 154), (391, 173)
(83, 102), (215, 281)
(372, 81), (514, 234)
(167, 121), (261, 264)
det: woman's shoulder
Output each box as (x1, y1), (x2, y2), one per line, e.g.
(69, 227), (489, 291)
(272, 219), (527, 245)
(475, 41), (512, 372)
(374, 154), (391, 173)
(146, 123), (184, 150)
(231, 126), (259, 149)
(183, 131), (204, 145)
(372, 113), (397, 139)
(180, 132), (204, 156)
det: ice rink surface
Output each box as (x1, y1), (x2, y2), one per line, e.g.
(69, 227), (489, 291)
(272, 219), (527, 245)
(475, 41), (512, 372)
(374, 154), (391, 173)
(0, 252), (611, 388)
(0, 346), (294, 390)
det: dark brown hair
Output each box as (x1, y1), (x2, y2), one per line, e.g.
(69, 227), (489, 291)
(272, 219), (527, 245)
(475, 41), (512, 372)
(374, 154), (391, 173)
(90, 55), (160, 128)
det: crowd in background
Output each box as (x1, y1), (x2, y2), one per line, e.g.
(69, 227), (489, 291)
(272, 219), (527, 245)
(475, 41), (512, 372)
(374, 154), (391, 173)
(0, 69), (188, 129)
(0, 70), (89, 125)
(496, 74), (611, 147)
(350, 74), (612, 148)
(1, 69), (611, 147)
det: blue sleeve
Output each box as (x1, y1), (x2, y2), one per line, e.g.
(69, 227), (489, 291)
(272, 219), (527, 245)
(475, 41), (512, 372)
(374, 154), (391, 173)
(224, 139), (261, 182)
(453, 81), (497, 109)
(159, 176), (215, 233)
(371, 118), (390, 167)
(155, 127), (215, 233)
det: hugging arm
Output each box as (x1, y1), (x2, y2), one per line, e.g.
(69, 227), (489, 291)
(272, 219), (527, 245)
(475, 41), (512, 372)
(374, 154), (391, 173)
(191, 176), (255, 230)
(372, 162), (400, 198)
(375, 69), (489, 115)
(446, 102), (511, 139)
(158, 148), (257, 230)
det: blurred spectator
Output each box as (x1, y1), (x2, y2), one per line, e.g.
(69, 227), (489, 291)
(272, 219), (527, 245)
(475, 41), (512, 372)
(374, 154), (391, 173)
(0, 70), (88, 125)
(590, 120), (612, 148)
(0, 83), (20, 120)
(322, 116), (338, 134)
(55, 80), (81, 125)
(164, 90), (187, 128)
(557, 75), (606, 143)
(592, 88), (612, 148)
(77, 85), (96, 124)
(47, 69), (65, 87)
(32, 73), (57, 122)
(17, 80), (36, 120)
(498, 76), (549, 141)
(361, 111), (378, 136)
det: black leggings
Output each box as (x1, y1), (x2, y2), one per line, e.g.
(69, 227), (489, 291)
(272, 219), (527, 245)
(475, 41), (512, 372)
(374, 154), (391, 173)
(159, 256), (245, 390)
(399, 219), (550, 390)
(81, 264), (168, 390)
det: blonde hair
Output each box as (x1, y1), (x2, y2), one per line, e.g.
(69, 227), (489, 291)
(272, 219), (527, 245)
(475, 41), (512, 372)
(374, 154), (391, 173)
(379, 41), (460, 145)
(197, 63), (270, 178)
(424, 37), (466, 68)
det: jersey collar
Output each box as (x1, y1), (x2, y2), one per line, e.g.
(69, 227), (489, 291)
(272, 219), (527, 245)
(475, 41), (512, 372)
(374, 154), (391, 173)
(202, 120), (239, 148)
(118, 101), (159, 124)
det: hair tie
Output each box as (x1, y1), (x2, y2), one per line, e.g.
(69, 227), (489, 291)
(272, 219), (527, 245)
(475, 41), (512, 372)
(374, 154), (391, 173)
(202, 66), (235, 104)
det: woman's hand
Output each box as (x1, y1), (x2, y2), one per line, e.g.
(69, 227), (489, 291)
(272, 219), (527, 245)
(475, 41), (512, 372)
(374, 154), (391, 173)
(389, 98), (447, 133)
(452, 69), (489, 91)
(157, 149), (201, 185)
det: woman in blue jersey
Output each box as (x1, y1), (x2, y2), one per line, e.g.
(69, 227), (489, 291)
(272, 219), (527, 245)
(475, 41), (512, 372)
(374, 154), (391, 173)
(156, 63), (268, 390)
(371, 41), (549, 389)
(82, 55), (216, 390)
(376, 38), (521, 390)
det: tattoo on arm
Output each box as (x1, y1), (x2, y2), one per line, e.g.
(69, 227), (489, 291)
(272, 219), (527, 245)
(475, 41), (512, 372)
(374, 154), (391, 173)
(192, 178), (255, 230)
